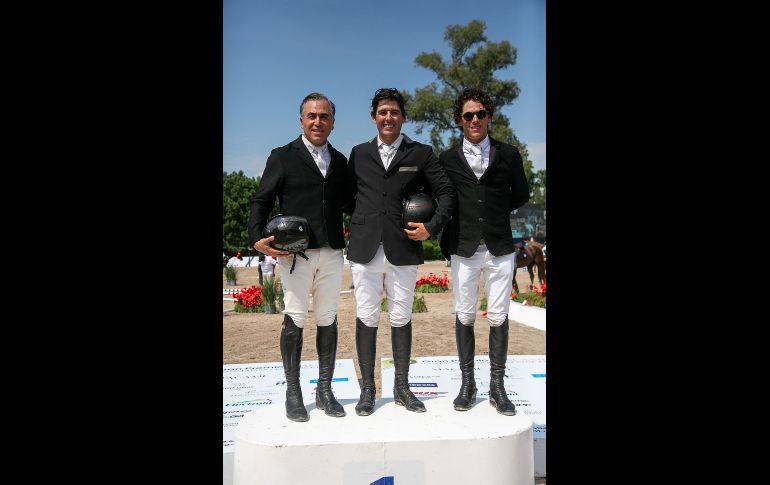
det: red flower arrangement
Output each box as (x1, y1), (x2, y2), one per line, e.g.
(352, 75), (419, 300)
(232, 285), (265, 313)
(511, 283), (546, 308)
(415, 273), (449, 293)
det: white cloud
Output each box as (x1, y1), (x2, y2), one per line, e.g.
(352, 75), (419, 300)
(527, 142), (546, 172)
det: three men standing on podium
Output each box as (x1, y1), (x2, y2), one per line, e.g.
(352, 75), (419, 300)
(247, 87), (528, 421)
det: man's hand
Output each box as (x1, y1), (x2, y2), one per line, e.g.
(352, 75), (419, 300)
(254, 235), (291, 256)
(404, 222), (430, 241)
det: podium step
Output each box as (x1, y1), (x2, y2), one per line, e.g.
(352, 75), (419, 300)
(234, 395), (534, 484)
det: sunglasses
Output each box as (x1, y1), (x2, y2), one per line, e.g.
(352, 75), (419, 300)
(462, 110), (488, 121)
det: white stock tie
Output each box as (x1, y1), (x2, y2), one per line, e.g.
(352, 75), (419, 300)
(312, 149), (325, 174)
(381, 145), (394, 170)
(470, 144), (484, 177)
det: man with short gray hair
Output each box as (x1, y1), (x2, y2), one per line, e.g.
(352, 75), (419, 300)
(248, 92), (348, 422)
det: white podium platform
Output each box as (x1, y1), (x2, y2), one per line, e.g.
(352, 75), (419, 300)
(234, 395), (534, 485)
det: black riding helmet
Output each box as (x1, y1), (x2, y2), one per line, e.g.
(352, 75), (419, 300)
(261, 214), (310, 273)
(401, 192), (437, 228)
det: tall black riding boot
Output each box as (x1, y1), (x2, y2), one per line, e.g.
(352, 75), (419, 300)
(489, 318), (516, 416)
(453, 317), (477, 411)
(315, 318), (345, 417)
(280, 315), (308, 422)
(355, 318), (378, 416)
(392, 321), (425, 412)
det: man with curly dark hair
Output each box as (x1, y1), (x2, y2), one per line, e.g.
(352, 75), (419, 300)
(439, 87), (530, 415)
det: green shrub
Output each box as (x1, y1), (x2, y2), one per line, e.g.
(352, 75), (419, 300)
(224, 265), (238, 283)
(380, 295), (429, 313)
(479, 297), (487, 311)
(233, 301), (263, 313)
(261, 276), (277, 305)
(422, 239), (444, 261)
(412, 295), (428, 313)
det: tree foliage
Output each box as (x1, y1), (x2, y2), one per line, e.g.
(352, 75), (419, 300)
(404, 20), (544, 203)
(530, 169), (546, 204)
(223, 171), (260, 255)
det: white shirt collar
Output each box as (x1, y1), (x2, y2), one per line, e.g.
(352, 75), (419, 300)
(301, 134), (328, 155)
(377, 133), (404, 151)
(463, 135), (490, 153)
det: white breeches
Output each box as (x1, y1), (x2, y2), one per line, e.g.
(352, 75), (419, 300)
(277, 247), (343, 328)
(351, 244), (418, 328)
(451, 245), (515, 327)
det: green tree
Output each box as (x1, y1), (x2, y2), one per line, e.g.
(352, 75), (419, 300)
(530, 169), (546, 204)
(223, 171), (260, 255)
(404, 20), (544, 202)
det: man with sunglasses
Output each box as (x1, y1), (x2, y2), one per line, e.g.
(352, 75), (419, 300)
(345, 88), (455, 416)
(438, 87), (530, 415)
(248, 92), (348, 422)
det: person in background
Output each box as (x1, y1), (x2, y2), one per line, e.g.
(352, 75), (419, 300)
(438, 87), (530, 415)
(261, 254), (278, 279)
(345, 87), (455, 416)
(248, 92), (348, 422)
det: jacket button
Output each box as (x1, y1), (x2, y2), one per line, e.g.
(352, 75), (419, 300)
(479, 217), (484, 222)
(382, 192), (387, 196)
(381, 210), (386, 214)
(478, 199), (483, 203)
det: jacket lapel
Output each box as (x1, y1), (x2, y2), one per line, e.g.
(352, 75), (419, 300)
(456, 144), (477, 179)
(365, 137), (386, 172)
(385, 134), (412, 176)
(479, 137), (499, 181)
(292, 136), (323, 177)
(326, 142), (339, 177)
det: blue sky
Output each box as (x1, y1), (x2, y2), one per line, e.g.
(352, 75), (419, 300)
(224, 0), (545, 179)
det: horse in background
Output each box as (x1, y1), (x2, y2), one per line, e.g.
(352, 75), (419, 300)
(513, 240), (546, 293)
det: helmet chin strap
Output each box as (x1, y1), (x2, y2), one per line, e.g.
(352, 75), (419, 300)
(289, 250), (310, 274)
